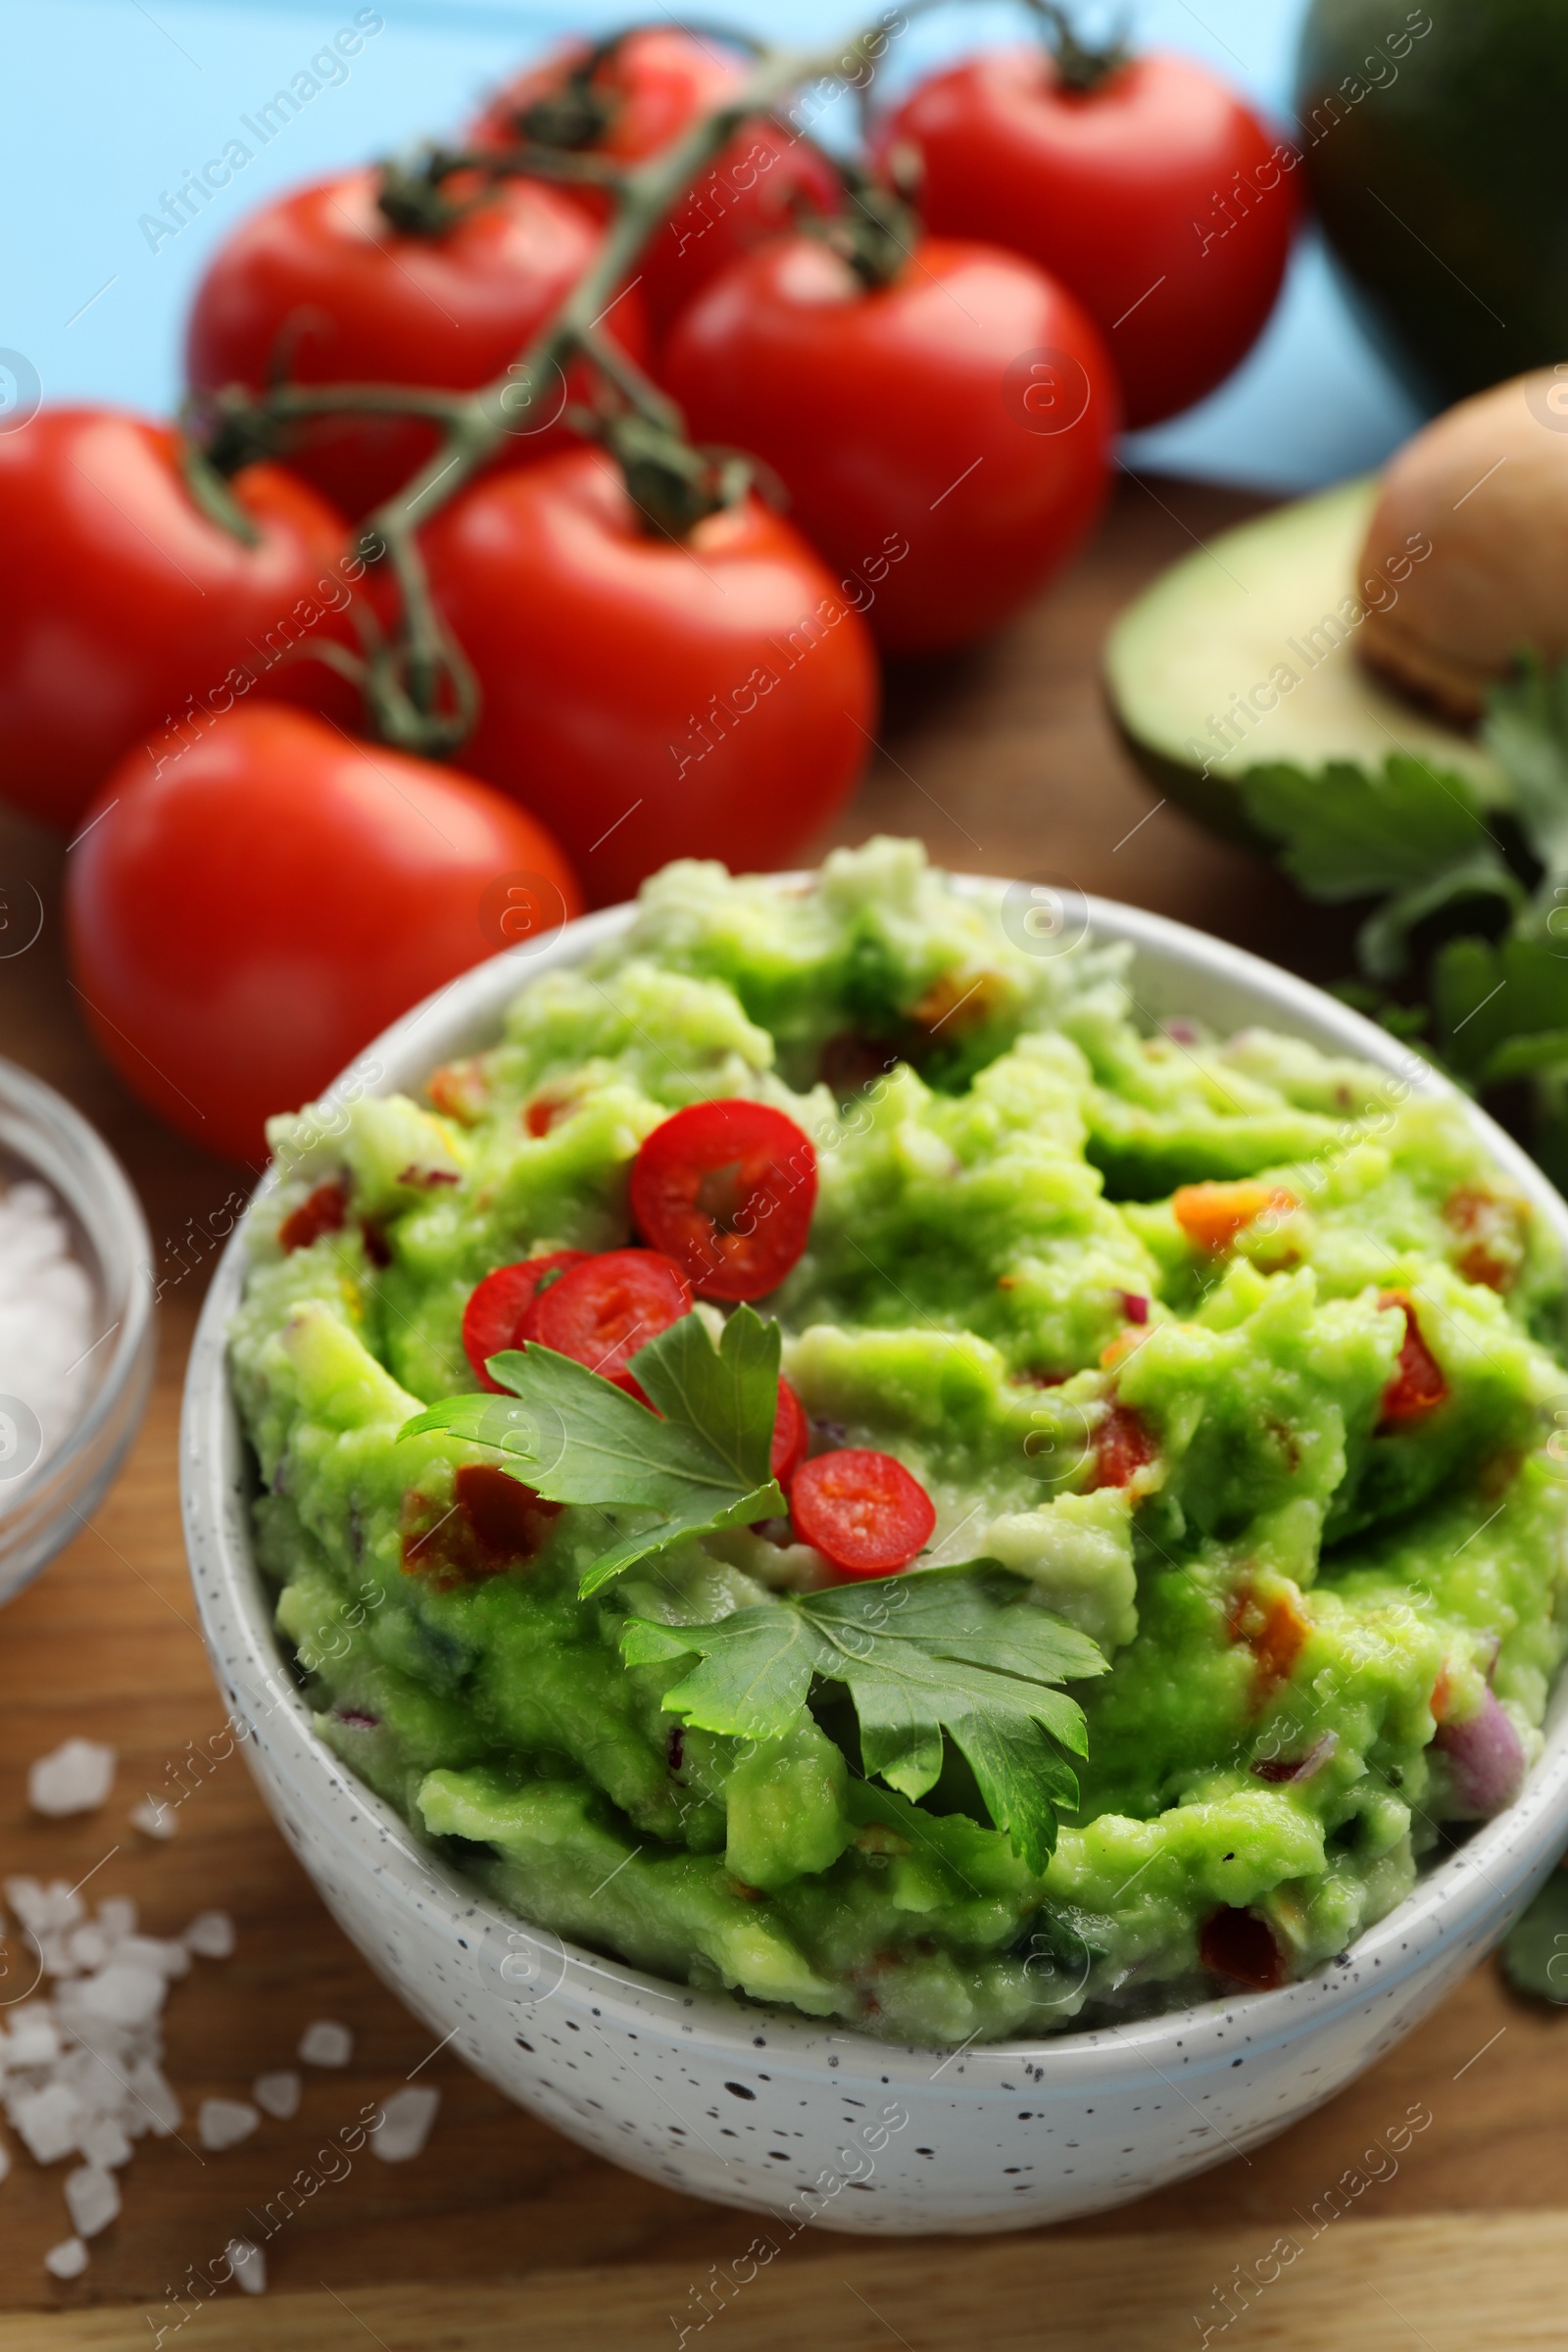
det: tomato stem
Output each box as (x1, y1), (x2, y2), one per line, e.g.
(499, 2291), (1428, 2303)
(1024, 0), (1132, 93)
(193, 10), (922, 757)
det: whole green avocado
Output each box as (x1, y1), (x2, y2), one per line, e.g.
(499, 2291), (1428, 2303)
(1297, 0), (1568, 404)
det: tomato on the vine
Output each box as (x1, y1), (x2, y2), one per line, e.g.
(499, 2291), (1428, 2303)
(186, 168), (651, 518)
(418, 444), (877, 904)
(0, 411), (363, 830)
(660, 234), (1116, 654)
(466, 28), (842, 332)
(66, 705), (582, 1164)
(876, 46), (1298, 428)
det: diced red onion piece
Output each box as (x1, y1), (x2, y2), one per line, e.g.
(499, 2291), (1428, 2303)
(1435, 1690), (1526, 1818)
(1250, 1731), (1338, 1784)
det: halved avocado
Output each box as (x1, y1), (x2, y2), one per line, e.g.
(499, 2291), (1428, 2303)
(1104, 476), (1504, 850)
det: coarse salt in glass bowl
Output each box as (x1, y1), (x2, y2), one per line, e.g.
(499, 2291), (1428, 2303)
(0, 1056), (155, 1605)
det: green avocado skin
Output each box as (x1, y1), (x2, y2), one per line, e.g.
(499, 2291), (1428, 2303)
(1297, 0), (1568, 403)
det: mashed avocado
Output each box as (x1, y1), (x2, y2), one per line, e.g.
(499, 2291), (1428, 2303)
(230, 840), (1568, 2043)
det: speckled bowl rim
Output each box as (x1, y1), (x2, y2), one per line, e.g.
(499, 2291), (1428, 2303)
(181, 875), (1568, 2089)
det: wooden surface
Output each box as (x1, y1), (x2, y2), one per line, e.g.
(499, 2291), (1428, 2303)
(3, 473), (1563, 2346)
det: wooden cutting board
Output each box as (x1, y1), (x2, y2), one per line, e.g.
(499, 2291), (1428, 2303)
(4, 475), (1564, 2351)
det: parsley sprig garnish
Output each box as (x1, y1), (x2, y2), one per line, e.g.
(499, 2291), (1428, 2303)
(1236, 656), (1568, 1186)
(402, 1305), (1108, 1866)
(622, 1567), (1105, 1872)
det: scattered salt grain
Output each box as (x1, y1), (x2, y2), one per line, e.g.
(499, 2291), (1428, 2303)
(11, 2082), (83, 2166)
(183, 1910), (234, 1961)
(298, 2019), (352, 2069)
(69, 1960), (167, 2033)
(198, 2097), (259, 2152)
(369, 2084), (440, 2164)
(27, 1740), (116, 1819)
(96, 1898), (136, 1941)
(5, 2008), (63, 2071)
(43, 2236), (88, 2280)
(64, 2162), (120, 2238)
(78, 2116), (131, 2170)
(227, 2236), (267, 2295)
(0, 1180), (95, 1477)
(128, 1797), (176, 1839)
(253, 2069), (301, 2121)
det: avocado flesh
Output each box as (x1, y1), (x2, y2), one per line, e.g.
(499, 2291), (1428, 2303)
(1104, 477), (1504, 850)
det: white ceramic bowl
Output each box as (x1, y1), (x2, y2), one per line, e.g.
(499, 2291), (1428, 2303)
(180, 883), (1568, 2235)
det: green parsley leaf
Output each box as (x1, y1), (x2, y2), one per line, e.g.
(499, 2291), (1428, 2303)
(621, 1566), (1108, 1873)
(1485, 656), (1568, 883)
(1431, 932), (1568, 1087)
(1237, 756), (1523, 978)
(400, 1304), (784, 1596)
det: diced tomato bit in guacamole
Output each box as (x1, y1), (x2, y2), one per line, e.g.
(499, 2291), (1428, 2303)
(1377, 1292), (1448, 1427)
(1200, 1906), (1287, 1990)
(401, 1467), (559, 1589)
(910, 966), (1010, 1038)
(819, 1032), (899, 1094)
(1430, 1664), (1453, 1725)
(1173, 1180), (1298, 1254)
(396, 1163), (460, 1189)
(278, 1181), (348, 1253)
(426, 1057), (489, 1124)
(1118, 1291), (1150, 1324)
(1228, 1582), (1309, 1705)
(524, 1092), (576, 1138)
(1088, 1402), (1158, 1491)
(1444, 1184), (1525, 1294)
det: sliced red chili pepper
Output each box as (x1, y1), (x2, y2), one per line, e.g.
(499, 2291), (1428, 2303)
(1088, 1402), (1158, 1491)
(790, 1448), (936, 1578)
(462, 1250), (590, 1392)
(629, 1099), (817, 1300)
(523, 1247), (692, 1395)
(1377, 1291), (1447, 1428)
(770, 1377), (808, 1488)
(1199, 1906), (1287, 1991)
(278, 1180), (348, 1253)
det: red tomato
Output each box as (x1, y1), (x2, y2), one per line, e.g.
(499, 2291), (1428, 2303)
(876, 48), (1298, 428)
(660, 235), (1116, 654)
(790, 1448), (936, 1577)
(186, 167), (650, 518)
(0, 411), (362, 830)
(464, 1251), (591, 1391)
(770, 1377), (808, 1489)
(466, 29), (842, 332)
(419, 445), (877, 903)
(1088, 1402), (1157, 1491)
(279, 1181), (350, 1252)
(522, 1248), (692, 1392)
(629, 1101), (817, 1299)
(1377, 1293), (1447, 1427)
(65, 705), (582, 1164)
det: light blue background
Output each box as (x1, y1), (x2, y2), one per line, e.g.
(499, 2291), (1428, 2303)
(1, 0), (1425, 492)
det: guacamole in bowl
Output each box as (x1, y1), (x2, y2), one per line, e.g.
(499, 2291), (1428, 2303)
(228, 840), (1568, 2048)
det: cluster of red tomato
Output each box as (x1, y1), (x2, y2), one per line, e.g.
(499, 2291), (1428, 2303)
(1, 22), (1295, 1166)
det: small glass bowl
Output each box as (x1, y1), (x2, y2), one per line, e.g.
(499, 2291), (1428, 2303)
(0, 1056), (156, 1605)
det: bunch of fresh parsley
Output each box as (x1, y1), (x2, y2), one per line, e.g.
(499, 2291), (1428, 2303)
(405, 1307), (1107, 1871)
(1239, 658), (1568, 1185)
